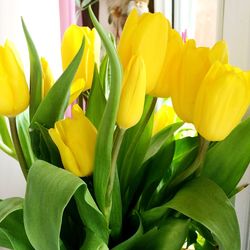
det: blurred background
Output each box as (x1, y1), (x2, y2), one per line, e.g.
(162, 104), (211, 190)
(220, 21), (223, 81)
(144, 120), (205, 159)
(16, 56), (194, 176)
(0, 0), (249, 249)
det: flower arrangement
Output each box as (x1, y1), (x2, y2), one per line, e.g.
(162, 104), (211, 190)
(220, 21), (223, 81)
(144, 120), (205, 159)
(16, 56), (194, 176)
(0, 6), (249, 250)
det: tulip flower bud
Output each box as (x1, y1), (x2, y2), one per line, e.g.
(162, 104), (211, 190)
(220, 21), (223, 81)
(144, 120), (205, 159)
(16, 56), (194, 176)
(41, 57), (54, 98)
(0, 40), (29, 116)
(117, 55), (146, 129)
(193, 62), (250, 141)
(171, 39), (229, 123)
(61, 25), (101, 101)
(118, 9), (169, 93)
(49, 104), (97, 177)
(150, 29), (183, 98)
(152, 105), (176, 136)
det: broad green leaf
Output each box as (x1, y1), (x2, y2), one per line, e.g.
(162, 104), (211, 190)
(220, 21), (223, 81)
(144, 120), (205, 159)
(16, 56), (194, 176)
(114, 219), (189, 250)
(21, 18), (43, 121)
(0, 116), (16, 158)
(203, 117), (250, 195)
(112, 213), (143, 250)
(89, 7), (122, 214)
(139, 139), (175, 210)
(142, 177), (240, 250)
(30, 39), (85, 129)
(86, 65), (107, 129)
(144, 122), (183, 163)
(80, 228), (109, 250)
(32, 123), (61, 166)
(0, 198), (33, 250)
(16, 111), (36, 168)
(24, 160), (109, 250)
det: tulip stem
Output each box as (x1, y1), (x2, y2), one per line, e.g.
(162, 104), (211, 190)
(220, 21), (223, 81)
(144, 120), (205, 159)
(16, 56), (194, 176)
(8, 117), (28, 179)
(168, 136), (209, 189)
(105, 127), (125, 222)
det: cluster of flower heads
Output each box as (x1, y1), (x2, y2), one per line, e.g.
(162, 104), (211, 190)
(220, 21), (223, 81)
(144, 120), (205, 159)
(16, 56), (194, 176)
(0, 9), (249, 177)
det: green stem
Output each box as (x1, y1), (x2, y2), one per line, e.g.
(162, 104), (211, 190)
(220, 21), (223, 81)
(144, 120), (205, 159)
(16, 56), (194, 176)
(120, 97), (157, 192)
(168, 136), (209, 190)
(105, 127), (125, 222)
(9, 117), (28, 179)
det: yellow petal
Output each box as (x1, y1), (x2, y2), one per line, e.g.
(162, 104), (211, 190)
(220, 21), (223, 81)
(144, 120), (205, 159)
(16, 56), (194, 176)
(69, 78), (86, 104)
(131, 12), (169, 92)
(117, 55), (146, 129)
(61, 25), (96, 91)
(171, 39), (210, 123)
(194, 62), (249, 141)
(209, 40), (228, 64)
(150, 29), (183, 98)
(41, 57), (54, 98)
(49, 128), (83, 176)
(0, 41), (29, 116)
(152, 105), (176, 136)
(49, 105), (97, 177)
(118, 9), (139, 70)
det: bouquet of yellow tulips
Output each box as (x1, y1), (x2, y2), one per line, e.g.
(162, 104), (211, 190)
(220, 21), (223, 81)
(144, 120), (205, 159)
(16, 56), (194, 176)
(0, 6), (249, 250)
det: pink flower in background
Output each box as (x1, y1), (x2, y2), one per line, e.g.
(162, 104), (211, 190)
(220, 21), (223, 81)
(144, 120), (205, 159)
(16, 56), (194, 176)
(182, 29), (187, 43)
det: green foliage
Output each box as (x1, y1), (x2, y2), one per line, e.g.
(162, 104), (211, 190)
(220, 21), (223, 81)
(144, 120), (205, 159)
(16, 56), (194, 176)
(89, 6), (122, 217)
(21, 18), (43, 121)
(203, 117), (250, 195)
(0, 116), (16, 158)
(24, 160), (109, 250)
(0, 198), (33, 250)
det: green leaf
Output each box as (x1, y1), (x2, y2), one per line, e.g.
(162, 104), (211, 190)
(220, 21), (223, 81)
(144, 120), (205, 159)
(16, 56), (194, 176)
(112, 213), (143, 250)
(144, 122), (183, 163)
(203, 117), (250, 195)
(0, 198), (33, 250)
(142, 177), (240, 250)
(30, 38), (85, 129)
(118, 96), (154, 196)
(80, 228), (109, 250)
(24, 160), (109, 250)
(86, 65), (106, 129)
(16, 111), (36, 168)
(139, 138), (175, 210)
(115, 219), (189, 250)
(0, 116), (16, 158)
(88, 7), (122, 214)
(99, 55), (110, 94)
(32, 123), (61, 165)
(109, 170), (122, 239)
(21, 18), (43, 121)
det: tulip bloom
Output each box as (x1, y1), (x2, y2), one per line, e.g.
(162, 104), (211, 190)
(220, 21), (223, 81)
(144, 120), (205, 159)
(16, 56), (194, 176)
(150, 29), (183, 98)
(193, 62), (249, 141)
(41, 57), (54, 98)
(152, 105), (176, 136)
(61, 25), (101, 100)
(49, 104), (97, 177)
(171, 39), (228, 123)
(0, 40), (29, 116)
(117, 55), (146, 129)
(118, 9), (169, 93)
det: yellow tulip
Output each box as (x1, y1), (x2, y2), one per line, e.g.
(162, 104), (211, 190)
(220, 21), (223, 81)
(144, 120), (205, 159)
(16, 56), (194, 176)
(193, 62), (249, 141)
(150, 29), (183, 98)
(118, 9), (169, 93)
(0, 40), (29, 116)
(49, 104), (97, 177)
(61, 25), (101, 100)
(117, 55), (146, 129)
(41, 57), (54, 98)
(152, 105), (176, 136)
(171, 39), (228, 123)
